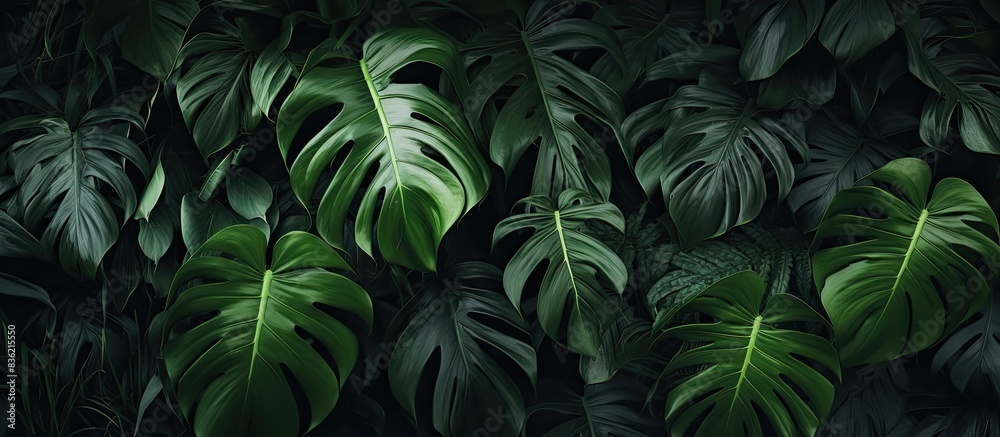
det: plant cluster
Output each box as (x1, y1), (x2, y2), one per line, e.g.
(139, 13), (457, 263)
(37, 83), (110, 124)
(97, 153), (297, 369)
(2, 0), (1000, 436)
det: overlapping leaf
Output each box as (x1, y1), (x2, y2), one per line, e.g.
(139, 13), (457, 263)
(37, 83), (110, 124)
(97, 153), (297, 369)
(493, 189), (626, 356)
(162, 225), (372, 436)
(276, 27), (489, 272)
(813, 157), (1000, 366)
(463, 0), (625, 199)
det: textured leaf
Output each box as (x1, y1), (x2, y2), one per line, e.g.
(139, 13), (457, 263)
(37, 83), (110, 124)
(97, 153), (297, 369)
(276, 28), (489, 272)
(493, 189), (626, 356)
(658, 271), (841, 437)
(387, 262), (535, 437)
(625, 76), (807, 247)
(162, 225), (372, 436)
(463, 0), (625, 199)
(813, 157), (1000, 366)
(819, 364), (908, 437)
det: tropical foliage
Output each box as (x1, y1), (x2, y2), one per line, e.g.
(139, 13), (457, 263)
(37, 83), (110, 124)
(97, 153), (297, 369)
(3, 0), (1000, 436)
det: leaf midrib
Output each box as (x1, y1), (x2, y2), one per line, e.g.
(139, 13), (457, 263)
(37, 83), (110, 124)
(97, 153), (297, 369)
(241, 269), (273, 420)
(874, 209), (930, 332)
(553, 210), (581, 317)
(360, 58), (407, 221)
(729, 314), (763, 416)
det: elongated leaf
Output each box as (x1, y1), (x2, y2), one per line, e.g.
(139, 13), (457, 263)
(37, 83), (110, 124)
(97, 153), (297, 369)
(464, 0), (625, 199)
(493, 189), (626, 356)
(387, 262), (536, 437)
(735, 0), (825, 80)
(813, 157), (1000, 366)
(659, 270), (841, 437)
(163, 225), (372, 436)
(277, 28), (489, 272)
(625, 76), (807, 247)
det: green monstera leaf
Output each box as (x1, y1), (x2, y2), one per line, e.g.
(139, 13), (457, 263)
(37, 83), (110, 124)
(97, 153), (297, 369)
(818, 0), (895, 66)
(493, 188), (626, 356)
(0, 83), (149, 280)
(463, 0), (625, 199)
(176, 19), (294, 158)
(658, 270), (841, 437)
(276, 28), (489, 272)
(625, 75), (807, 248)
(899, 13), (1000, 154)
(387, 262), (536, 437)
(813, 157), (1000, 367)
(162, 225), (372, 436)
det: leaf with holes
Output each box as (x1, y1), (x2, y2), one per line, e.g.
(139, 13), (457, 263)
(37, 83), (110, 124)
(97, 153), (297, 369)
(658, 270), (841, 437)
(813, 157), (1000, 367)
(463, 0), (625, 199)
(493, 188), (626, 356)
(276, 28), (489, 272)
(162, 225), (372, 436)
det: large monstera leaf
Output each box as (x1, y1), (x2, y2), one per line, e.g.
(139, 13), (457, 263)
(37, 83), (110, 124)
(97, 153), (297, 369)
(735, 0), (825, 80)
(0, 85), (149, 280)
(387, 262), (536, 437)
(463, 0), (625, 199)
(813, 158), (1000, 367)
(625, 75), (807, 247)
(658, 270), (841, 437)
(493, 189), (626, 356)
(900, 14), (1000, 154)
(162, 225), (372, 436)
(932, 290), (1000, 397)
(276, 28), (489, 272)
(176, 19), (294, 158)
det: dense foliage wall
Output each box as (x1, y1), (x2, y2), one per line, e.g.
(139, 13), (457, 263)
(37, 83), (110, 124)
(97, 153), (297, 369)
(2, 0), (1000, 436)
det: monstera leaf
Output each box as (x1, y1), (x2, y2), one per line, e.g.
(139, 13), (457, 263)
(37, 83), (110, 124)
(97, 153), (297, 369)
(463, 0), (625, 199)
(387, 262), (536, 437)
(493, 189), (626, 356)
(789, 107), (914, 230)
(821, 364), (908, 437)
(0, 84), (149, 280)
(625, 75), (807, 247)
(591, 0), (700, 92)
(813, 157), (1000, 367)
(526, 377), (659, 436)
(932, 291), (1000, 397)
(162, 225), (372, 436)
(735, 0), (825, 80)
(899, 14), (1000, 153)
(276, 28), (489, 272)
(658, 270), (841, 437)
(176, 19), (294, 158)
(83, 0), (199, 81)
